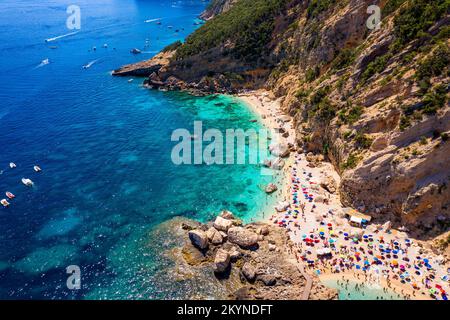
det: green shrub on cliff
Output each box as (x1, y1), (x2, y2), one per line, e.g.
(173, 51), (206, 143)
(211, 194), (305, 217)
(392, 0), (449, 47)
(421, 84), (447, 115)
(383, 0), (407, 17)
(338, 105), (364, 125)
(341, 153), (360, 170)
(416, 44), (450, 82)
(162, 40), (182, 53)
(307, 0), (337, 19)
(360, 53), (393, 84)
(175, 0), (287, 63)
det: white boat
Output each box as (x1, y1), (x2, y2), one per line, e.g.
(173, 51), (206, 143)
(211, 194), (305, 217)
(83, 59), (99, 69)
(103, 43), (108, 48)
(1, 199), (10, 207)
(9, 162), (16, 169)
(22, 178), (34, 187)
(34, 165), (42, 172)
(128, 79), (134, 83)
(130, 48), (142, 54)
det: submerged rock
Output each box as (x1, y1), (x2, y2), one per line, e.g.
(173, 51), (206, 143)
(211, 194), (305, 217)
(265, 183), (278, 194)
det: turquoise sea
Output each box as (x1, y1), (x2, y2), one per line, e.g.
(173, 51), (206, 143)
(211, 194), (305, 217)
(0, 0), (279, 299)
(321, 279), (405, 300)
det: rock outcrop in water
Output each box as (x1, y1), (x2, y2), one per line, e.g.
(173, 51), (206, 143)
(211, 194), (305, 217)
(181, 212), (338, 300)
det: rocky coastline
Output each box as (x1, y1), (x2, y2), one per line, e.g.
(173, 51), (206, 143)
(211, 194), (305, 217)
(179, 210), (338, 300)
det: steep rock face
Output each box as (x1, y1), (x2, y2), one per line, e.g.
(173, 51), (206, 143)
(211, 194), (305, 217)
(114, 0), (450, 239)
(200, 0), (238, 20)
(266, 0), (450, 237)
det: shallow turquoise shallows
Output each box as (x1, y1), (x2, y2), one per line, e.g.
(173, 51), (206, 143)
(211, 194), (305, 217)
(320, 279), (405, 300)
(0, 0), (280, 299)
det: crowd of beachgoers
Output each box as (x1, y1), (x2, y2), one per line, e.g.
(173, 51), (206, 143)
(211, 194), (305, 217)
(269, 153), (449, 300)
(238, 90), (449, 301)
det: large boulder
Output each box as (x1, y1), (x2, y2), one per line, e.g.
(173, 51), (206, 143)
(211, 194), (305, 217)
(275, 201), (290, 212)
(213, 216), (234, 232)
(220, 210), (235, 220)
(265, 183), (278, 194)
(227, 227), (259, 249)
(320, 175), (337, 194)
(269, 143), (290, 158)
(257, 274), (277, 286)
(256, 225), (270, 236)
(206, 227), (224, 245)
(214, 249), (230, 273)
(271, 157), (285, 170)
(188, 230), (209, 250)
(241, 263), (256, 282)
(382, 221), (392, 232)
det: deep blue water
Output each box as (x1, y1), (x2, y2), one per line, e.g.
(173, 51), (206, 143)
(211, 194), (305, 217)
(0, 0), (279, 299)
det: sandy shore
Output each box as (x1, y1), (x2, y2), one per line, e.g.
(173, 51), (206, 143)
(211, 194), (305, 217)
(236, 90), (448, 301)
(318, 272), (431, 300)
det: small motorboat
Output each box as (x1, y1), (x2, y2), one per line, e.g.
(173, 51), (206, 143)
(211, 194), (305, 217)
(128, 79), (134, 83)
(1, 199), (10, 207)
(34, 165), (42, 172)
(9, 162), (16, 169)
(6, 192), (15, 199)
(103, 43), (108, 48)
(22, 178), (34, 187)
(130, 48), (142, 54)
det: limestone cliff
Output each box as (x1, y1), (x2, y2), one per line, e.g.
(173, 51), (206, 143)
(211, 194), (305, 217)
(200, 0), (238, 20)
(114, 0), (450, 243)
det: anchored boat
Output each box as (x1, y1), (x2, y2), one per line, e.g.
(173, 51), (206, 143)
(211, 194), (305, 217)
(5, 192), (15, 199)
(1, 199), (10, 207)
(21, 178), (34, 187)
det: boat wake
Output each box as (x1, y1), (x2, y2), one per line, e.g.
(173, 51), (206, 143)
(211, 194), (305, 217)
(34, 58), (50, 69)
(82, 59), (100, 69)
(45, 31), (79, 43)
(144, 18), (162, 23)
